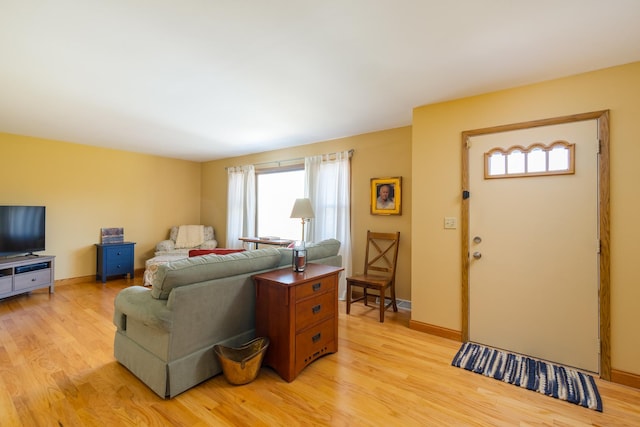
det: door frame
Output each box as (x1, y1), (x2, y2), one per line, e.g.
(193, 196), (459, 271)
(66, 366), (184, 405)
(460, 110), (610, 379)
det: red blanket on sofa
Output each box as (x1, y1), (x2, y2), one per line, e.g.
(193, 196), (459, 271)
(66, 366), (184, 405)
(188, 248), (246, 257)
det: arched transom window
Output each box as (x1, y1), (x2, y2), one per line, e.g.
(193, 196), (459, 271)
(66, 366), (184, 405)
(484, 141), (575, 179)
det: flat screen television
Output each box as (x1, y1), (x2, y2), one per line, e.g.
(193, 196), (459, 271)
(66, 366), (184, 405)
(0, 206), (46, 257)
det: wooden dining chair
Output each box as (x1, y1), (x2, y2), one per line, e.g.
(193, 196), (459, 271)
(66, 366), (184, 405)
(346, 230), (400, 322)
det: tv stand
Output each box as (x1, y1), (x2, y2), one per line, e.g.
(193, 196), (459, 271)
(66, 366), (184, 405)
(0, 255), (55, 299)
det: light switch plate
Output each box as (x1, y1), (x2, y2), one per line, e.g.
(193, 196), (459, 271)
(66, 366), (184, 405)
(444, 217), (457, 229)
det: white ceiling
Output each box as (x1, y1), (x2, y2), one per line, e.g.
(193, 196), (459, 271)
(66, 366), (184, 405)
(2, 1), (640, 162)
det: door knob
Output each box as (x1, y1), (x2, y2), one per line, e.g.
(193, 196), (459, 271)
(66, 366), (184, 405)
(473, 236), (482, 244)
(472, 252), (482, 259)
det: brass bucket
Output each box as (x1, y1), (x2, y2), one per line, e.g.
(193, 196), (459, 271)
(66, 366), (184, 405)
(213, 337), (270, 385)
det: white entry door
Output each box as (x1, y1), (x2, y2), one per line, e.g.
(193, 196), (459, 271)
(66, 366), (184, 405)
(468, 120), (600, 373)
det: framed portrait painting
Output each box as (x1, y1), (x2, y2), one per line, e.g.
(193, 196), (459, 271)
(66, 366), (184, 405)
(370, 177), (401, 215)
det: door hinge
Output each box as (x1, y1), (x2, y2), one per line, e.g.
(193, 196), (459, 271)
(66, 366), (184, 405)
(597, 139), (602, 154)
(597, 239), (601, 254)
(465, 138), (471, 149)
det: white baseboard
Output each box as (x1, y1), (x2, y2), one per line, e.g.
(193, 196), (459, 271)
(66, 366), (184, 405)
(397, 299), (412, 310)
(342, 294), (411, 310)
(375, 297), (411, 310)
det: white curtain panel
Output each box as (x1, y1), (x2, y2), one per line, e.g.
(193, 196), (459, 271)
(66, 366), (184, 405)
(226, 165), (255, 248)
(305, 151), (352, 300)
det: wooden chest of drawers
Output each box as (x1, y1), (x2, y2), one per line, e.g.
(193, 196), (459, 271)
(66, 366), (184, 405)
(254, 263), (343, 382)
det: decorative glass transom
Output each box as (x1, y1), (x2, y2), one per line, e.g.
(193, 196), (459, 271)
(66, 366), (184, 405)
(484, 141), (575, 179)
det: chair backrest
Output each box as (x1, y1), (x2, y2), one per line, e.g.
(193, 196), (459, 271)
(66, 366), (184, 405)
(363, 231), (400, 279)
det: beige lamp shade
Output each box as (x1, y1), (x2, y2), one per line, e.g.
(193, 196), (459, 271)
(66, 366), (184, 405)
(290, 198), (314, 242)
(290, 198), (315, 219)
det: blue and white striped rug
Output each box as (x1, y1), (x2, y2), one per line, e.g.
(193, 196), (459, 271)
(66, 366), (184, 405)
(451, 342), (603, 412)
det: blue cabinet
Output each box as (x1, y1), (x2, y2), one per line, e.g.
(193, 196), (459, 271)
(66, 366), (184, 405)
(96, 242), (135, 283)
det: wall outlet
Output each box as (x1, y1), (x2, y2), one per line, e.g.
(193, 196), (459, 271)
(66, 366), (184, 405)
(444, 217), (457, 229)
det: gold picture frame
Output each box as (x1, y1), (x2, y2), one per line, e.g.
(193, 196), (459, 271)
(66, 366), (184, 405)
(370, 177), (401, 215)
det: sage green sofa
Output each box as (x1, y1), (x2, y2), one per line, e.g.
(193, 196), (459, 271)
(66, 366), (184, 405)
(113, 239), (342, 398)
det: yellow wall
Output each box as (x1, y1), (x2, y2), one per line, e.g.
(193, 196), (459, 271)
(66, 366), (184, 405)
(0, 127), (413, 298)
(0, 133), (202, 279)
(6, 61), (637, 376)
(202, 126), (413, 300)
(411, 61), (640, 375)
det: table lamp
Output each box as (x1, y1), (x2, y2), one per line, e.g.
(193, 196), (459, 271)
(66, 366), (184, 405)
(290, 198), (315, 242)
(290, 198), (314, 272)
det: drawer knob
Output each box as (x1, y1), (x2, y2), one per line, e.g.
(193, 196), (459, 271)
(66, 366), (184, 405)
(312, 282), (321, 292)
(312, 304), (321, 314)
(312, 332), (321, 343)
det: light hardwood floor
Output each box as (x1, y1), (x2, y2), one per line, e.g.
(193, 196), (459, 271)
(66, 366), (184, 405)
(1, 275), (639, 426)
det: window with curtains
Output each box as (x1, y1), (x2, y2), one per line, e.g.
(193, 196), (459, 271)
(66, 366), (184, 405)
(256, 167), (304, 240)
(227, 150), (351, 299)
